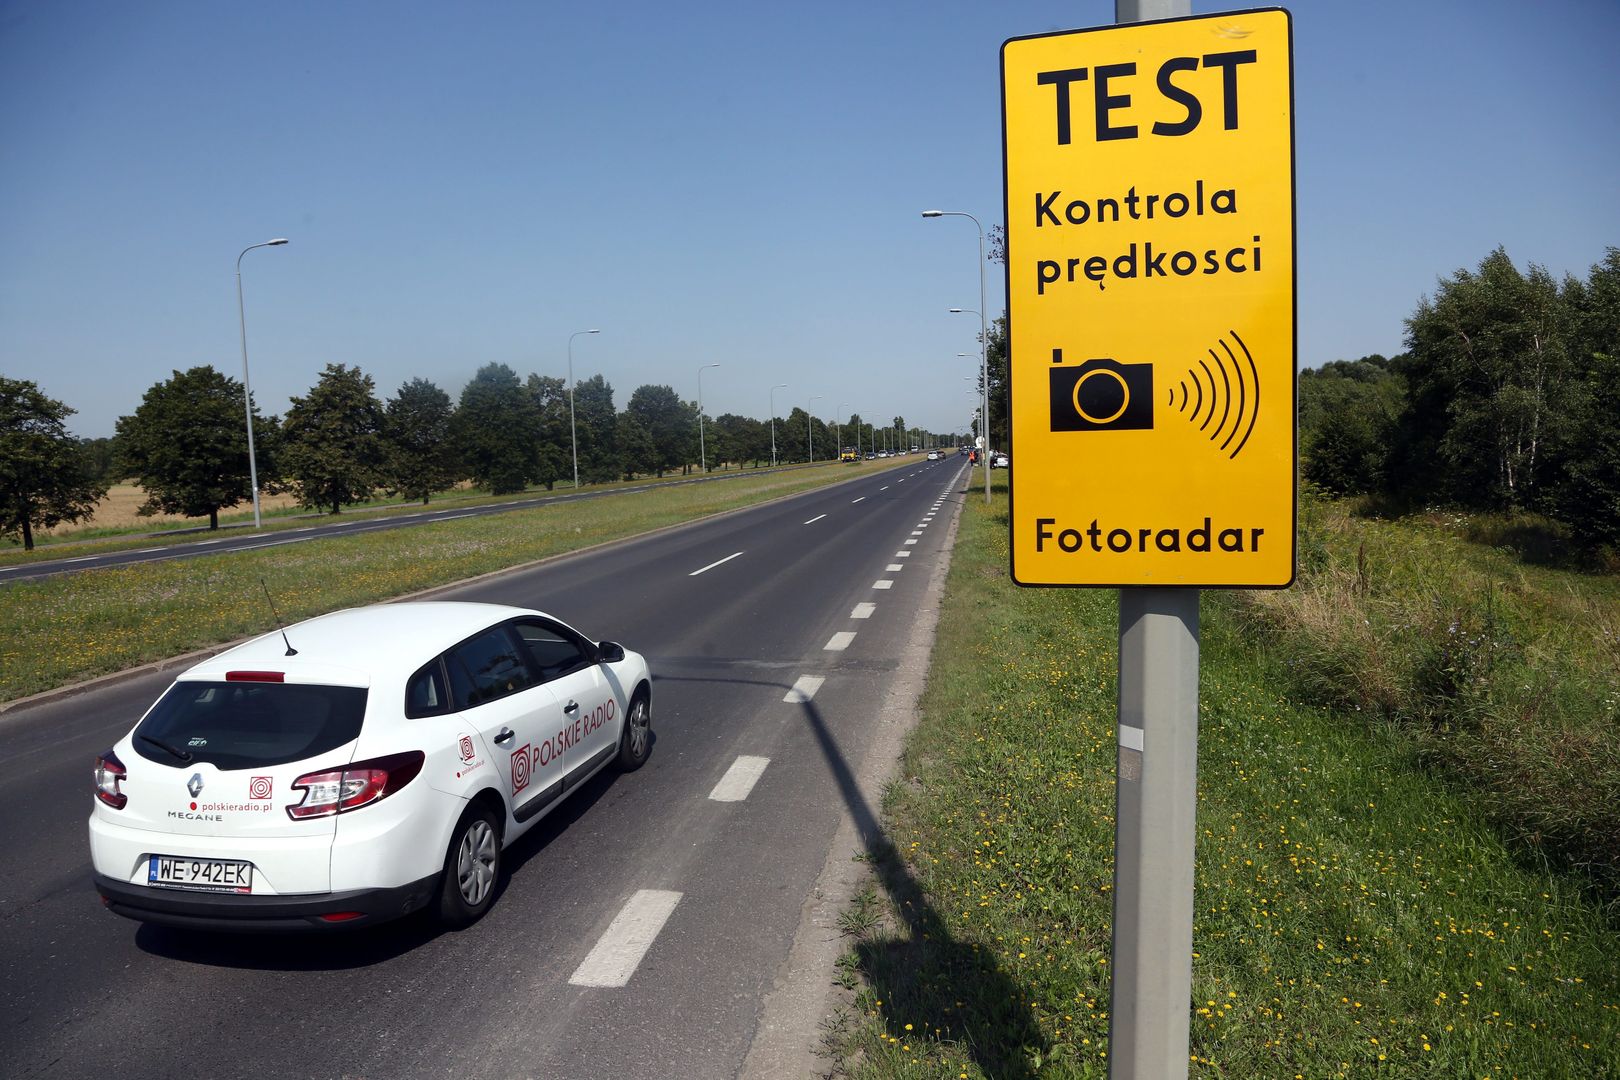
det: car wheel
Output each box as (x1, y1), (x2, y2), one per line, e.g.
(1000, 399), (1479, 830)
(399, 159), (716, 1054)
(437, 804), (500, 928)
(617, 692), (652, 772)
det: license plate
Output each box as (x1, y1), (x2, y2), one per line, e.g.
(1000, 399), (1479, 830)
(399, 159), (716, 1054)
(147, 855), (254, 894)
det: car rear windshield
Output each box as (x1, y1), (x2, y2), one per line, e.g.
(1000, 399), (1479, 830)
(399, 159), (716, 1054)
(133, 681), (368, 770)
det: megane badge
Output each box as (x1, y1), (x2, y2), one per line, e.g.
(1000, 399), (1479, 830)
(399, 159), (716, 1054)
(187, 773), (204, 798)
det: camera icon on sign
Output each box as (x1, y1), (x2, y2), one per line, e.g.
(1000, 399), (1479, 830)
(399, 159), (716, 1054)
(1048, 350), (1154, 432)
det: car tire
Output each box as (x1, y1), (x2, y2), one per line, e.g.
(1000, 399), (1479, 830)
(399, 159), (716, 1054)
(437, 804), (501, 928)
(617, 692), (652, 772)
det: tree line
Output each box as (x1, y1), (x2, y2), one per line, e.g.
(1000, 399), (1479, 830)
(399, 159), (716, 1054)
(1300, 246), (1620, 547)
(2, 361), (963, 549)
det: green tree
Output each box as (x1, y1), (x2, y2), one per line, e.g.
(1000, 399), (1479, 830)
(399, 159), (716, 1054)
(626, 384), (696, 477)
(526, 373), (571, 490)
(0, 378), (107, 550)
(455, 363), (539, 495)
(573, 374), (620, 484)
(282, 363), (386, 514)
(383, 378), (460, 504)
(1550, 248), (1620, 545)
(1297, 356), (1404, 496)
(115, 366), (276, 529)
(980, 315), (1010, 451)
(79, 437), (120, 483)
(1395, 248), (1577, 510)
(615, 412), (657, 480)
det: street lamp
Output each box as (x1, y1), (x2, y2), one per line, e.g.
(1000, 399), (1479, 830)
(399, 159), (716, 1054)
(769, 383), (787, 466)
(567, 329), (601, 489)
(837, 401), (848, 461)
(923, 210), (991, 504)
(808, 395), (823, 462)
(697, 363), (721, 473)
(235, 237), (288, 530)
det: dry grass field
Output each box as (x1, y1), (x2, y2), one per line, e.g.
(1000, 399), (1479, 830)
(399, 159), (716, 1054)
(38, 483), (303, 537)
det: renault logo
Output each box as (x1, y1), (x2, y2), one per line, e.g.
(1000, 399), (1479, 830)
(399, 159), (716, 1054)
(187, 773), (204, 798)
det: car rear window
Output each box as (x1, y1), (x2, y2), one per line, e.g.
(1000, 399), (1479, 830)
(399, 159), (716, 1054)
(133, 681), (368, 770)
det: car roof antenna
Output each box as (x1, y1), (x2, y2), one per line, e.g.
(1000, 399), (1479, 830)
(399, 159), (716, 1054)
(261, 579), (298, 656)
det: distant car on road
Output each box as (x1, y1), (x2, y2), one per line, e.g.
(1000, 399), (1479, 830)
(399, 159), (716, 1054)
(926, 450), (941, 460)
(89, 602), (652, 932)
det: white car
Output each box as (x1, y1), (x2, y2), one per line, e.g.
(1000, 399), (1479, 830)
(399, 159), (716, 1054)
(89, 602), (652, 932)
(991, 453), (1010, 468)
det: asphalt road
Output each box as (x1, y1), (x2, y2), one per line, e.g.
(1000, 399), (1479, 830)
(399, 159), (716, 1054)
(0, 456), (969, 1080)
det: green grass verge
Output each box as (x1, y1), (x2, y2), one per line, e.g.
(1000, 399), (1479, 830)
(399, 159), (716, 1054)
(0, 460), (893, 703)
(830, 481), (1620, 1079)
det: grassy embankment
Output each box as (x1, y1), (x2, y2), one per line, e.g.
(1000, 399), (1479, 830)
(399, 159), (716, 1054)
(829, 481), (1620, 1079)
(3, 463), (835, 562)
(0, 459), (895, 703)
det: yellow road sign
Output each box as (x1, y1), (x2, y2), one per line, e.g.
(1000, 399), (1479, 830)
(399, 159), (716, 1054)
(1001, 8), (1295, 587)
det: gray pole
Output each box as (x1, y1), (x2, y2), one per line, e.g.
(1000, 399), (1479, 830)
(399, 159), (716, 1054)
(567, 329), (600, 490)
(770, 383), (786, 467)
(1105, 11), (1194, 1080)
(923, 211), (992, 504)
(807, 396), (822, 462)
(698, 363), (719, 473)
(234, 238), (288, 530)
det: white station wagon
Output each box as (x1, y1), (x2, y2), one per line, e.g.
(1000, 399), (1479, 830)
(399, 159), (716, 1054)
(89, 602), (652, 931)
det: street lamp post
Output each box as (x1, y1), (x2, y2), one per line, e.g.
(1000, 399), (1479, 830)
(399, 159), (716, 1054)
(837, 401), (848, 460)
(697, 363), (721, 473)
(923, 210), (991, 504)
(770, 383), (787, 466)
(808, 395), (822, 462)
(567, 329), (601, 489)
(235, 237), (289, 530)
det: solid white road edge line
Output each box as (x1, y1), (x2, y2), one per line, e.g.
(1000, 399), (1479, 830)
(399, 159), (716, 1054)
(709, 756), (771, 802)
(568, 889), (684, 988)
(851, 602), (875, 619)
(824, 631), (855, 651)
(689, 551), (744, 576)
(784, 675), (825, 703)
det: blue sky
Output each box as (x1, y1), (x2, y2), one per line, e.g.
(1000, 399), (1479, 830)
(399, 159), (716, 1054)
(3, 0), (1617, 440)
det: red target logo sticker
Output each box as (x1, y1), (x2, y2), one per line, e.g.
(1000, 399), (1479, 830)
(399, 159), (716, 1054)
(510, 746), (531, 793)
(459, 735), (476, 762)
(248, 776), (273, 800)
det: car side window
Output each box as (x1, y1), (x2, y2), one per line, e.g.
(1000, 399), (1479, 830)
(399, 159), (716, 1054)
(445, 627), (536, 709)
(512, 619), (591, 683)
(405, 660), (450, 718)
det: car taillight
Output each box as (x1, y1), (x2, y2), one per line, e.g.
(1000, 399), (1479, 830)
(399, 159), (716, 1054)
(94, 750), (128, 809)
(287, 751), (424, 820)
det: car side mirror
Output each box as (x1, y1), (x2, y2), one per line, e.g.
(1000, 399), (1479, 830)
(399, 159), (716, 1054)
(597, 641), (626, 664)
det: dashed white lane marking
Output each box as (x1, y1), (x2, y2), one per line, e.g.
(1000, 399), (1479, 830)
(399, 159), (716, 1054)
(895, 550), (910, 557)
(132, 547), (163, 553)
(825, 631), (856, 651)
(239, 538), (309, 550)
(873, 580), (894, 590)
(910, 531), (923, 537)
(904, 538), (918, 545)
(61, 555), (99, 563)
(851, 496), (866, 504)
(438, 513), (475, 521)
(569, 889), (684, 988)
(292, 527), (318, 533)
(802, 514), (827, 525)
(784, 675), (825, 703)
(689, 551), (744, 576)
(194, 539), (222, 545)
(0, 566), (20, 573)
(897, 478), (906, 483)
(851, 602), (876, 619)
(879, 486), (889, 491)
(886, 564), (903, 572)
(709, 756), (771, 802)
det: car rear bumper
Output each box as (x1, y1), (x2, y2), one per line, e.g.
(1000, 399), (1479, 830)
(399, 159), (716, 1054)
(93, 871), (439, 933)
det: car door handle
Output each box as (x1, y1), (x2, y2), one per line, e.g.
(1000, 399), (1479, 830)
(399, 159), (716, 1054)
(493, 727), (515, 745)
(563, 700), (580, 715)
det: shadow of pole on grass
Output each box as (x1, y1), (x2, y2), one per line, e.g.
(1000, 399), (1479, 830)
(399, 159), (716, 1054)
(797, 693), (1047, 1079)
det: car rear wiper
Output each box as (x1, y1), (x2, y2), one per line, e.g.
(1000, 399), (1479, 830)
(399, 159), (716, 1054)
(138, 733), (193, 763)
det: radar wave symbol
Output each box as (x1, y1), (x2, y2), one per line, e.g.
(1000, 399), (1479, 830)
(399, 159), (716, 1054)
(1166, 330), (1260, 460)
